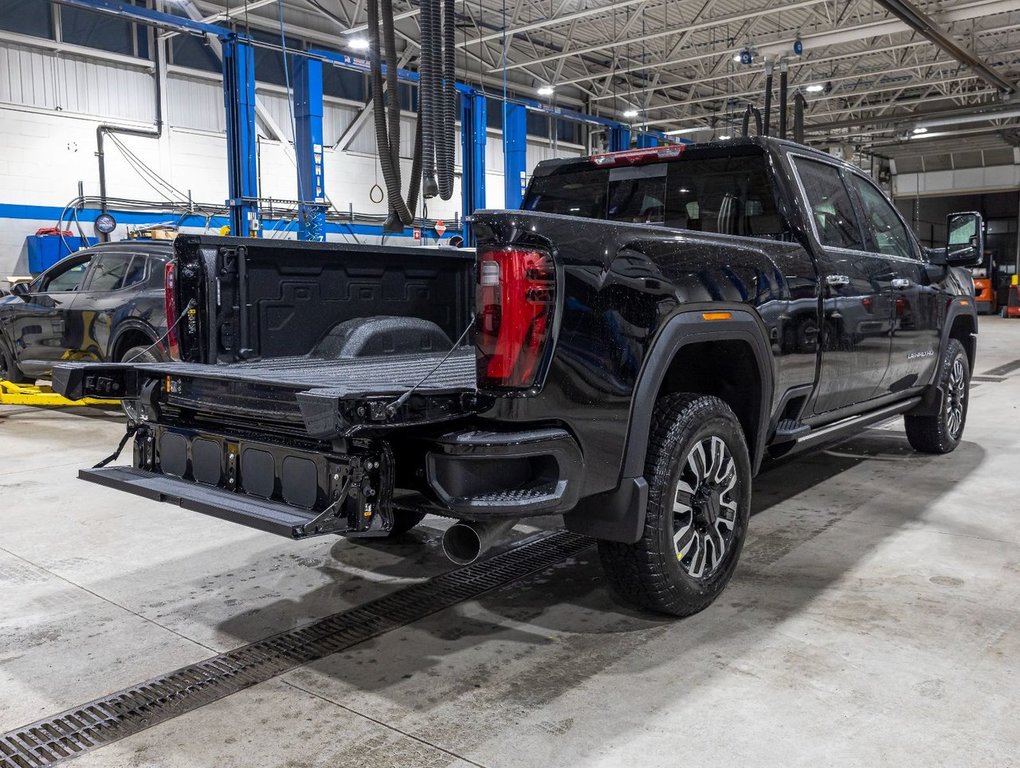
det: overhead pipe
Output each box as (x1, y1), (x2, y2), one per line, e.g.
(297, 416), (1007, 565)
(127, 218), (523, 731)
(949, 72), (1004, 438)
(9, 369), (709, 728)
(778, 59), (789, 140)
(793, 92), (806, 143)
(762, 60), (774, 137)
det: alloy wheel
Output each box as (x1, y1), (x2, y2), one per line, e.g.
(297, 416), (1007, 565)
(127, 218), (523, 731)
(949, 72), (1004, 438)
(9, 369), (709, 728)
(672, 435), (740, 579)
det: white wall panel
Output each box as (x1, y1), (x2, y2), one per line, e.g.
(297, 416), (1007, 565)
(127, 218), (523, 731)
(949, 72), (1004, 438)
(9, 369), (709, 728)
(0, 41), (154, 123)
(893, 165), (1020, 197)
(168, 74), (223, 133)
(0, 42), (57, 109)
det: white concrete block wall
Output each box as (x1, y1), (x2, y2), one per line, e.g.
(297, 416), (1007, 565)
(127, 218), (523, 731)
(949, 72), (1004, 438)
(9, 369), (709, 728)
(0, 37), (583, 280)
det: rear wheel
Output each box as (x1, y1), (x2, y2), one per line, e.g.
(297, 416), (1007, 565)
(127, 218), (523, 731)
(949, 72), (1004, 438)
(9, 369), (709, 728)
(121, 345), (163, 364)
(0, 342), (29, 383)
(598, 393), (752, 617)
(904, 338), (969, 454)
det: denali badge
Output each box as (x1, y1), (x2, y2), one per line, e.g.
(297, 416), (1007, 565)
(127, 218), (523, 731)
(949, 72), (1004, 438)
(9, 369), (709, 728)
(907, 349), (935, 360)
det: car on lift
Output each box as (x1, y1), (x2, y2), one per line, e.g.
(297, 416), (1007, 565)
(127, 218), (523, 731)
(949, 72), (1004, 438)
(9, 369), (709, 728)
(0, 240), (171, 383)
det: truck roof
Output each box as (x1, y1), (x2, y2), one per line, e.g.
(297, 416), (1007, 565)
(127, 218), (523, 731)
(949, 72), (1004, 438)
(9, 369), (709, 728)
(530, 135), (839, 177)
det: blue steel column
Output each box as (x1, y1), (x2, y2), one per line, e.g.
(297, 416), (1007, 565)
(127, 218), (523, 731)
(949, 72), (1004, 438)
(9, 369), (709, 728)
(502, 102), (528, 209)
(460, 92), (486, 244)
(608, 125), (631, 152)
(635, 133), (658, 149)
(294, 56), (326, 241)
(222, 36), (259, 237)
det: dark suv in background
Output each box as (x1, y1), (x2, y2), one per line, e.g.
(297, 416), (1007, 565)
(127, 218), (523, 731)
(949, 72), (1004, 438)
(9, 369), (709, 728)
(0, 241), (171, 382)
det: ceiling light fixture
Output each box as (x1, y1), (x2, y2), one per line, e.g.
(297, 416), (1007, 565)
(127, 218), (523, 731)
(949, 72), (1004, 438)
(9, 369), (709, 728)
(805, 84), (824, 93)
(348, 37), (370, 51)
(912, 126), (929, 134)
(718, 134), (731, 140)
(537, 85), (555, 95)
(623, 108), (640, 118)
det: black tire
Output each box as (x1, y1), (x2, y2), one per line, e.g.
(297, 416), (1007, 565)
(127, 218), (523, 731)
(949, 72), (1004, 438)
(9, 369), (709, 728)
(121, 345), (163, 364)
(387, 509), (427, 537)
(598, 393), (752, 617)
(0, 341), (29, 383)
(904, 338), (969, 454)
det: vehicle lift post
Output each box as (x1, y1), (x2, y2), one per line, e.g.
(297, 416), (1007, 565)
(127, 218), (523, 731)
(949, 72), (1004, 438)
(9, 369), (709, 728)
(294, 56), (327, 241)
(222, 36), (260, 238)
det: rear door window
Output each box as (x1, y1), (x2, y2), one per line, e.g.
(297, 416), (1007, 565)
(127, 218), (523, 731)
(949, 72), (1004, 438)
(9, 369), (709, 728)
(83, 253), (133, 291)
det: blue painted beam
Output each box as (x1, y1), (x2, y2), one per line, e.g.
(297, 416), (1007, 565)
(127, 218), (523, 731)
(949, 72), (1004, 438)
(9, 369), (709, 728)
(56, 0), (231, 38)
(635, 133), (659, 149)
(460, 92), (487, 244)
(294, 56), (327, 241)
(222, 37), (259, 237)
(503, 102), (528, 209)
(608, 125), (632, 152)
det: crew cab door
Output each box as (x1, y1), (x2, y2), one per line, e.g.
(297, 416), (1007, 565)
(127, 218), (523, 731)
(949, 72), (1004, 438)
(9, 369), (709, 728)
(847, 173), (940, 394)
(3, 253), (93, 375)
(790, 156), (893, 415)
(71, 251), (150, 361)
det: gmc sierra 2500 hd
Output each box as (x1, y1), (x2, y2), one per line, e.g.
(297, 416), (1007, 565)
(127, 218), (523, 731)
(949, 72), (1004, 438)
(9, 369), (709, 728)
(54, 137), (982, 616)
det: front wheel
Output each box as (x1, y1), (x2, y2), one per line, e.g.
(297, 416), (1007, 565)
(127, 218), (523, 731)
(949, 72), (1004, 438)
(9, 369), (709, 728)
(904, 338), (969, 454)
(0, 342), (29, 383)
(598, 393), (752, 617)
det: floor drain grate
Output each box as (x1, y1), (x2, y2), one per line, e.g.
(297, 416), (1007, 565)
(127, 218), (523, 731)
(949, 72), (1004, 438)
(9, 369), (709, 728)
(0, 531), (591, 767)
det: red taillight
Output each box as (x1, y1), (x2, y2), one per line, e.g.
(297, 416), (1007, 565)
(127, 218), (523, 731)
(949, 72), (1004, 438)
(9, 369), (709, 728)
(164, 260), (179, 360)
(475, 246), (556, 390)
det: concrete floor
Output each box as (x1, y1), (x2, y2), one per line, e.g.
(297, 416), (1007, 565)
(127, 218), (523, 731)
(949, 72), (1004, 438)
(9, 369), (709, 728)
(2, 316), (1019, 768)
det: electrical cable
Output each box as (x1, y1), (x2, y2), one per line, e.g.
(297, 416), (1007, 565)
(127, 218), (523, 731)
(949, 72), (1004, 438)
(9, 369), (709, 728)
(384, 321), (472, 416)
(122, 298), (197, 364)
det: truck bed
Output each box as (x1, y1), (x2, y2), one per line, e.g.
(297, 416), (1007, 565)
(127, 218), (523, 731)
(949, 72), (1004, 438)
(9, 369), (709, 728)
(53, 347), (478, 439)
(134, 347), (476, 395)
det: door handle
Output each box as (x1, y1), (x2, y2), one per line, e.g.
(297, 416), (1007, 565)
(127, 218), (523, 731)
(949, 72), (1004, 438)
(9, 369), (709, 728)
(826, 274), (850, 287)
(891, 278), (911, 289)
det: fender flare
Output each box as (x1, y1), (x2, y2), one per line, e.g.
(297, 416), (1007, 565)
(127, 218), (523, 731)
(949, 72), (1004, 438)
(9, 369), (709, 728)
(564, 305), (775, 544)
(939, 298), (978, 371)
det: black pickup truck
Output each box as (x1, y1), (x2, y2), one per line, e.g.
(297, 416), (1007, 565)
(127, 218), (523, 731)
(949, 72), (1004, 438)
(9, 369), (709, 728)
(54, 137), (982, 616)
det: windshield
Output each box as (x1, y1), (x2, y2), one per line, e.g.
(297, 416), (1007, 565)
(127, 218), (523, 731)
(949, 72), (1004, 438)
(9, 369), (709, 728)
(524, 149), (790, 240)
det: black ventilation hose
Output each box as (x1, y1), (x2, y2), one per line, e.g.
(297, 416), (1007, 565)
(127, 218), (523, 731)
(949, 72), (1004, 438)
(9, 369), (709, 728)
(420, 0), (439, 198)
(742, 106), (751, 137)
(762, 67), (774, 137)
(436, 0), (456, 200)
(750, 106), (763, 136)
(406, 109), (424, 217)
(367, 0), (413, 230)
(793, 93), (806, 144)
(779, 66), (788, 140)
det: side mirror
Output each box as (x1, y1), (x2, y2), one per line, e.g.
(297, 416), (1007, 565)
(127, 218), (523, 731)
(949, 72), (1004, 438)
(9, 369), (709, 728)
(945, 211), (984, 267)
(10, 282), (30, 298)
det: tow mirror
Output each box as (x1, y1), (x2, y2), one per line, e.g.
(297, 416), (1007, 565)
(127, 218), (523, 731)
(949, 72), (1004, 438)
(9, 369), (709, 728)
(10, 282), (30, 298)
(943, 211), (984, 268)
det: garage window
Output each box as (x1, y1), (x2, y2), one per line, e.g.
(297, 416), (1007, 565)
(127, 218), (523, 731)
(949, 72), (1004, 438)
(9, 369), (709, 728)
(0, 0), (53, 38)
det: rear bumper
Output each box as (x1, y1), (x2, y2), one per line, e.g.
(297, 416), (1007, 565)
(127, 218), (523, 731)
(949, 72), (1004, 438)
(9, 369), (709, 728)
(425, 427), (584, 518)
(83, 421), (585, 539)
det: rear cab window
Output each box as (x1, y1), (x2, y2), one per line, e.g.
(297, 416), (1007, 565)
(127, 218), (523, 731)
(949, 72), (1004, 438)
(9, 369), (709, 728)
(523, 145), (791, 240)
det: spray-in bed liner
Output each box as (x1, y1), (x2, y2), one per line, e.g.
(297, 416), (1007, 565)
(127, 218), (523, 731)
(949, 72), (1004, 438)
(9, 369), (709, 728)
(137, 347), (476, 397)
